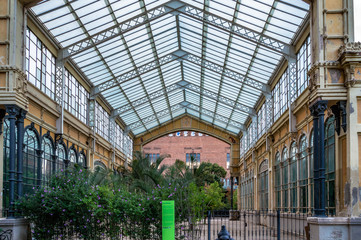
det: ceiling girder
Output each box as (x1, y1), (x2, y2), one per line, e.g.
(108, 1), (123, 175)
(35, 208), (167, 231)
(183, 102), (245, 131)
(112, 83), (181, 116)
(112, 79), (255, 117)
(63, 1), (184, 59)
(62, 0), (292, 59)
(128, 101), (244, 132)
(92, 52), (182, 95)
(181, 50), (270, 93)
(128, 103), (184, 130)
(93, 48), (269, 96)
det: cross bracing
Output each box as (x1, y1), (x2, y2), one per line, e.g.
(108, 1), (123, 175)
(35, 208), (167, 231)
(30, 0), (309, 136)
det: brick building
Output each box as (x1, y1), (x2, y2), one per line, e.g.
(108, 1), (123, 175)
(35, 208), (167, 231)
(143, 131), (234, 187)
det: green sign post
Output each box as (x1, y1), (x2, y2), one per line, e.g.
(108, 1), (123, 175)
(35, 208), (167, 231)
(162, 200), (175, 240)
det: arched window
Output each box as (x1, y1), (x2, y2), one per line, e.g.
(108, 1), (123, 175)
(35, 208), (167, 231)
(24, 127), (40, 192)
(42, 136), (54, 185)
(281, 147), (288, 211)
(274, 152), (281, 209)
(94, 161), (107, 171)
(310, 130), (314, 209)
(289, 142), (297, 212)
(68, 148), (77, 164)
(259, 160), (268, 210)
(78, 152), (86, 168)
(299, 135), (308, 213)
(325, 117), (335, 215)
(56, 143), (66, 171)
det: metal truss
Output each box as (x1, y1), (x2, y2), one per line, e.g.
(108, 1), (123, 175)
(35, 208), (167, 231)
(128, 100), (244, 132)
(109, 116), (116, 148)
(288, 59), (297, 103)
(63, 1), (185, 58)
(94, 48), (268, 96)
(93, 52), (182, 95)
(183, 82), (255, 115)
(112, 83), (182, 116)
(212, 0), (241, 126)
(88, 99), (95, 128)
(55, 53), (65, 106)
(128, 103), (183, 130)
(185, 102), (244, 131)
(182, 51), (270, 93)
(265, 94), (273, 131)
(198, 0), (210, 121)
(140, 0), (173, 120)
(252, 116), (258, 144)
(174, 1), (290, 56)
(63, 0), (291, 59)
(112, 80), (254, 117)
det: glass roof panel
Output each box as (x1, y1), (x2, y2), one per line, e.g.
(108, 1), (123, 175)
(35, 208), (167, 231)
(201, 114), (213, 123)
(31, 0), (66, 15)
(30, 0), (310, 135)
(209, 0), (236, 22)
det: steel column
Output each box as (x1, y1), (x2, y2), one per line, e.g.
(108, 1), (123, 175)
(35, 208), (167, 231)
(16, 109), (27, 201)
(310, 100), (328, 217)
(230, 176), (234, 210)
(5, 105), (19, 218)
(317, 101), (328, 216)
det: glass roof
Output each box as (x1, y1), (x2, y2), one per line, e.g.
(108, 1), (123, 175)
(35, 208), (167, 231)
(30, 0), (309, 136)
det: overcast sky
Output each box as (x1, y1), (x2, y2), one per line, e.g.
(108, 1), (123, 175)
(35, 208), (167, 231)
(355, 1), (361, 41)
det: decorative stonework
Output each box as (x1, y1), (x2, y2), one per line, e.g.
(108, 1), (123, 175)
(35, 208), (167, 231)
(181, 116), (191, 128)
(338, 42), (361, 59)
(344, 65), (356, 88)
(307, 61), (341, 90)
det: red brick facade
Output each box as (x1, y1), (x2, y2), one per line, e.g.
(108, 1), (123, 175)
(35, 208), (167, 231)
(143, 131), (231, 179)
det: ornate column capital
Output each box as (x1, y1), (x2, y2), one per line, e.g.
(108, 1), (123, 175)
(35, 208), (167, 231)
(16, 109), (27, 123)
(5, 105), (21, 118)
(309, 100), (328, 117)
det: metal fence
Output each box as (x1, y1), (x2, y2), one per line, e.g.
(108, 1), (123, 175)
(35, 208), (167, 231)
(28, 210), (310, 240)
(207, 210), (311, 240)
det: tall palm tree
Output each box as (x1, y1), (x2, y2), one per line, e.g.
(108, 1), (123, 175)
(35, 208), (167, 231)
(129, 151), (168, 193)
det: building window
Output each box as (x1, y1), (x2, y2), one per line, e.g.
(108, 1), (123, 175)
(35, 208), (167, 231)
(296, 36), (311, 96)
(226, 153), (230, 169)
(42, 136), (54, 185)
(24, 128), (40, 191)
(146, 153), (160, 164)
(281, 147), (288, 212)
(289, 142), (297, 212)
(69, 148), (77, 164)
(115, 124), (123, 152)
(325, 117), (336, 216)
(95, 102), (110, 141)
(257, 103), (266, 137)
(246, 170), (254, 210)
(64, 70), (89, 124)
(240, 170), (254, 210)
(274, 152), (281, 209)
(186, 153), (200, 167)
(123, 136), (133, 159)
(25, 29), (56, 100)
(259, 160), (268, 210)
(79, 153), (86, 168)
(273, 70), (288, 120)
(298, 135), (308, 213)
(94, 161), (107, 171)
(56, 143), (66, 171)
